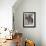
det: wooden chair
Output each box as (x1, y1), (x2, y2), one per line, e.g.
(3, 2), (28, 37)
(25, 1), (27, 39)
(14, 33), (23, 46)
(25, 40), (35, 46)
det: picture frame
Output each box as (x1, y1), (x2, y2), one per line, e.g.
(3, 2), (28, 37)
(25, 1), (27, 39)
(23, 12), (36, 28)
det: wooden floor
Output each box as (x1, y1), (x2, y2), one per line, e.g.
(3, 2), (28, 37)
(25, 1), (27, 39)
(0, 39), (16, 46)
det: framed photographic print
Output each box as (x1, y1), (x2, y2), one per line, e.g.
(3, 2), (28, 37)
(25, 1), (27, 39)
(23, 12), (36, 28)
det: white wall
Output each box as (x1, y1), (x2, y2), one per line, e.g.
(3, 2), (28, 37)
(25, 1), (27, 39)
(13, 0), (46, 46)
(41, 0), (46, 46)
(13, 0), (41, 46)
(0, 0), (16, 30)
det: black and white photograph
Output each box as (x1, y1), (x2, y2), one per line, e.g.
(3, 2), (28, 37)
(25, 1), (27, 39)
(23, 12), (36, 28)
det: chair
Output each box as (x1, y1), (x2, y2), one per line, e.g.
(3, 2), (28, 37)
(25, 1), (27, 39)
(14, 33), (23, 46)
(25, 40), (35, 46)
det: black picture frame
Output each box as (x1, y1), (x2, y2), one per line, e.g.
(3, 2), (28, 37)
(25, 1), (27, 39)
(23, 12), (36, 28)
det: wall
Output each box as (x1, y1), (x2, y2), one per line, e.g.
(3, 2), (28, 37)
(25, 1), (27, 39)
(13, 0), (41, 46)
(0, 0), (17, 38)
(41, 0), (46, 46)
(0, 0), (16, 30)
